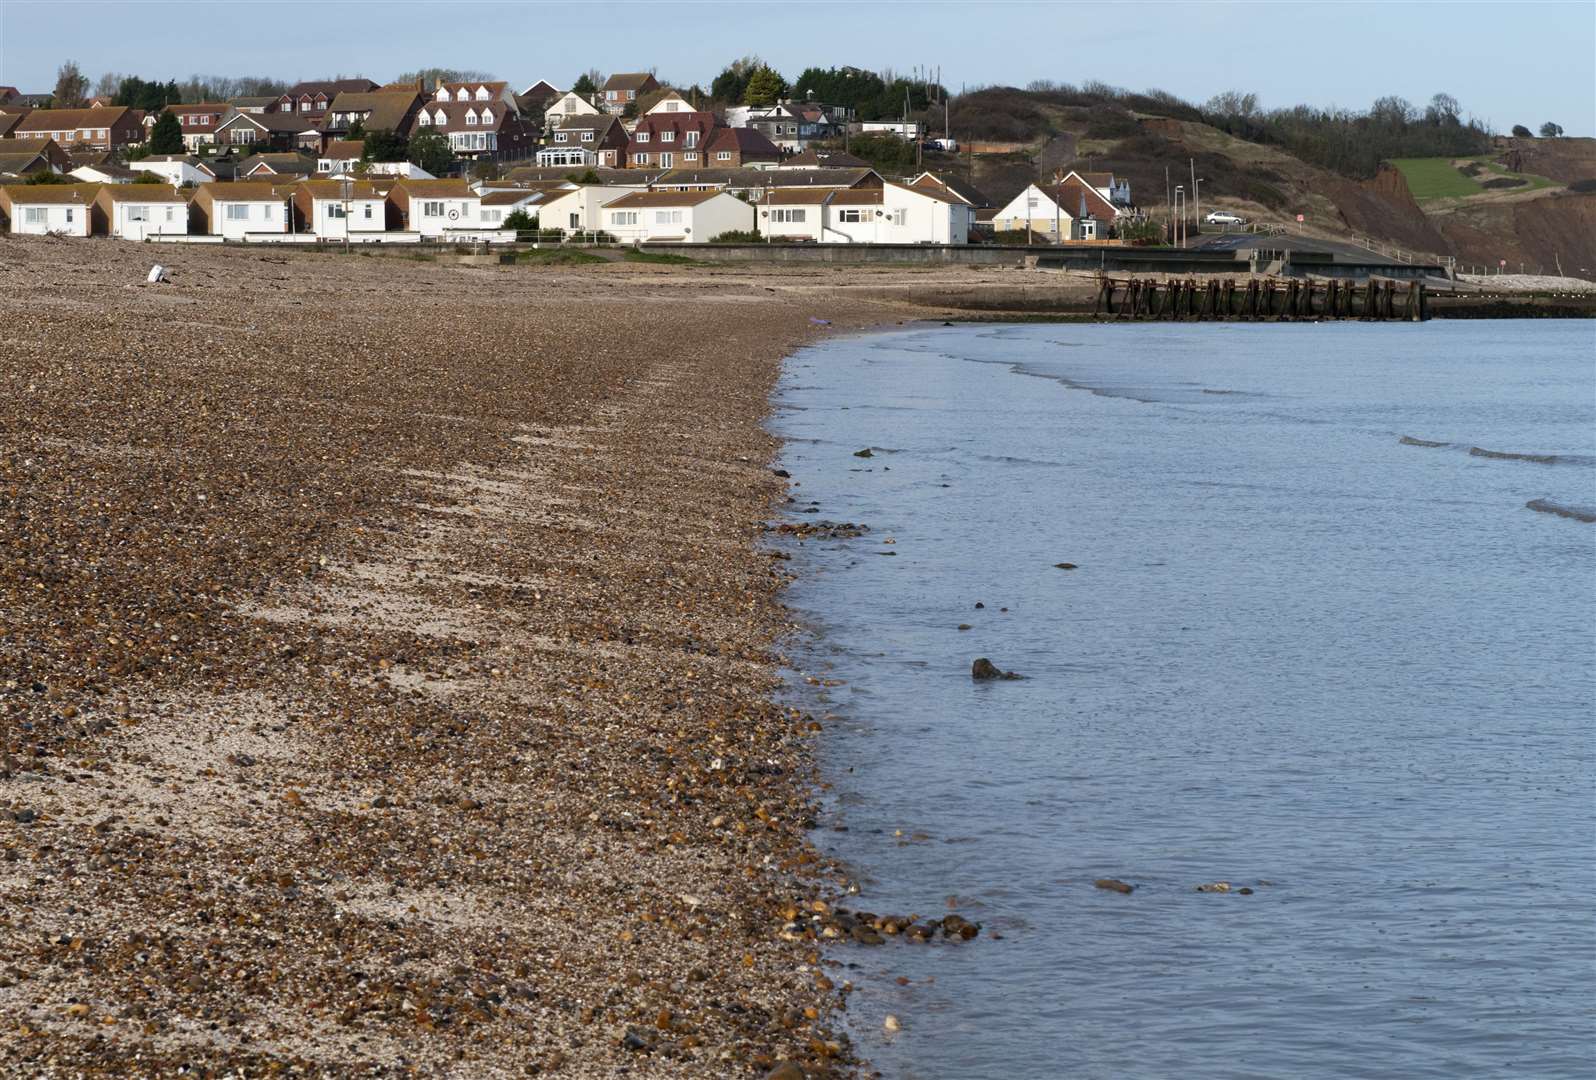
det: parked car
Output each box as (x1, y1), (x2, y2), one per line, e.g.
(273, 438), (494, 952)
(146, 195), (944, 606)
(926, 138), (959, 153)
(1205, 210), (1246, 225)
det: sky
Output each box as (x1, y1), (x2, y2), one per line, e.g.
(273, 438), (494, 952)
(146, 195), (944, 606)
(1, 0), (1592, 136)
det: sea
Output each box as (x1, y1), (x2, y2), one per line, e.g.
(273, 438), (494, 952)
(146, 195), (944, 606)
(769, 320), (1596, 1080)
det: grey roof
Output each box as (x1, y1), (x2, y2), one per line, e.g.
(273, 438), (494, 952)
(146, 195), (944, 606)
(653, 166), (880, 189)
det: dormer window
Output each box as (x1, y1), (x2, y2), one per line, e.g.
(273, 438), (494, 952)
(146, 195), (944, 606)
(466, 109), (478, 125)
(417, 112), (430, 126)
(636, 131), (649, 143)
(660, 130), (674, 142)
(437, 88), (451, 101)
(434, 109), (447, 124)
(481, 109), (492, 124)
(580, 131), (593, 142)
(685, 130), (698, 148)
(475, 87), (489, 100)
(554, 131), (567, 142)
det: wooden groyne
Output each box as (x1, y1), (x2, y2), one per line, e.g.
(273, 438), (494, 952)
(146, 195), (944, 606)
(1093, 276), (1430, 321)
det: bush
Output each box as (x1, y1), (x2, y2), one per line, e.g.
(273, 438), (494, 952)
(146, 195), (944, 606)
(502, 209), (537, 232)
(708, 229), (763, 243)
(1511, 124), (1534, 138)
(26, 171), (69, 184)
(1115, 218), (1164, 245)
(131, 172), (165, 184)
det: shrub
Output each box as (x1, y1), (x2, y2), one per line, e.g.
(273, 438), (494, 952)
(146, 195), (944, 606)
(501, 209), (536, 232)
(1511, 124), (1534, 138)
(708, 229), (762, 243)
(131, 172), (165, 184)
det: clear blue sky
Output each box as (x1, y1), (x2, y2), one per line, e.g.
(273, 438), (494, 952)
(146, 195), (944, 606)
(2, 0), (1592, 135)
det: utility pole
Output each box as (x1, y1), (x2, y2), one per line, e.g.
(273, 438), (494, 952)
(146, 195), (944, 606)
(1189, 157), (1196, 238)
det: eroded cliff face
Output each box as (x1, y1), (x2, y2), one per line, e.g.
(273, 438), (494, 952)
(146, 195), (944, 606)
(1437, 193), (1596, 277)
(1327, 166), (1452, 256)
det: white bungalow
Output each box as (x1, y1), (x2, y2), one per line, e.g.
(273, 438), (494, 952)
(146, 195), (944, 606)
(759, 181), (971, 245)
(386, 179), (483, 237)
(289, 180), (388, 238)
(130, 155), (217, 187)
(193, 181), (289, 239)
(601, 189), (753, 243)
(534, 183), (646, 234)
(93, 185), (191, 239)
(0, 183), (98, 236)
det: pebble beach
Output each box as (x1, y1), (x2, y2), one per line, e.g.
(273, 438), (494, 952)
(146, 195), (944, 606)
(0, 238), (946, 1078)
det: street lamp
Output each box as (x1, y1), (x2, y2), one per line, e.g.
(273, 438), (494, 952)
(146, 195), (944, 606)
(1174, 185), (1185, 248)
(1194, 178), (1204, 231)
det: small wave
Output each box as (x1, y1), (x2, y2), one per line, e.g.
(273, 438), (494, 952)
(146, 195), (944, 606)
(1400, 435), (1451, 448)
(1470, 446), (1563, 464)
(1526, 499), (1596, 523)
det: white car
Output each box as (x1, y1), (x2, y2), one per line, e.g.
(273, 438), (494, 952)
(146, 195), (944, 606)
(1205, 210), (1246, 225)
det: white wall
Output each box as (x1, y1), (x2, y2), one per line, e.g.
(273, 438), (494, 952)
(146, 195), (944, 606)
(761, 190), (970, 245)
(132, 160), (211, 186)
(8, 202), (91, 236)
(539, 185), (641, 234)
(312, 196), (386, 238)
(544, 92), (599, 130)
(407, 195), (482, 237)
(213, 199), (288, 239)
(110, 200), (189, 239)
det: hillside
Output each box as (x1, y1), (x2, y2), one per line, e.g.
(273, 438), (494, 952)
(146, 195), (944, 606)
(932, 90), (1596, 278)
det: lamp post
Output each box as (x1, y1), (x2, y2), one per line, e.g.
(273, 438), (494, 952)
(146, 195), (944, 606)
(339, 176), (351, 251)
(1194, 178), (1204, 233)
(1174, 185), (1184, 248)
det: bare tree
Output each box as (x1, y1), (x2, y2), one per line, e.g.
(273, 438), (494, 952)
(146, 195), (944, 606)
(53, 60), (88, 107)
(94, 71), (121, 101)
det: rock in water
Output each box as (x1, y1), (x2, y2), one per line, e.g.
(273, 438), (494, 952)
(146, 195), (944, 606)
(971, 658), (1022, 680)
(1196, 882), (1231, 893)
(1054, 562), (1078, 569)
(1094, 878), (1135, 894)
(853, 447), (874, 458)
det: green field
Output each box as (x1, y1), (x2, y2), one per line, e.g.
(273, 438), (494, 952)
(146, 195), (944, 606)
(1391, 156), (1560, 202)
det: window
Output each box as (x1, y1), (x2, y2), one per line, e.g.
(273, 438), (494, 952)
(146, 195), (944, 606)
(482, 209), (502, 223)
(23, 207), (45, 225)
(166, 207), (175, 223)
(200, 115), (210, 125)
(634, 152), (649, 165)
(127, 206), (150, 222)
(564, 98), (577, 113)
(580, 131), (593, 142)
(773, 208), (806, 223)
(300, 101), (311, 112)
(226, 204), (250, 220)
(434, 109), (447, 124)
(319, 160), (332, 171)
(660, 130), (674, 142)
(417, 113), (430, 126)
(554, 131), (567, 142)
(664, 101), (679, 112)
(636, 132), (649, 143)
(684, 130), (698, 148)
(611, 211), (637, 225)
(364, 204), (373, 219)
(437, 88), (451, 101)
(838, 209), (865, 222)
(466, 111), (477, 125)
(476, 88), (489, 101)
(890, 208), (907, 226)
(326, 204), (346, 219)
(684, 152), (698, 163)
(422, 201), (443, 216)
(716, 151), (731, 161)
(660, 152), (673, 167)
(569, 212), (579, 228)
(482, 109), (492, 123)
(653, 209), (683, 225)
(64, 208), (75, 224)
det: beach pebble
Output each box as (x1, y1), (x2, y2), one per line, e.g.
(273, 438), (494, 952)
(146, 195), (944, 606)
(884, 1013), (902, 1032)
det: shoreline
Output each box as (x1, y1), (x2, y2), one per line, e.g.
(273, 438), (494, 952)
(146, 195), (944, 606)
(0, 239), (933, 1077)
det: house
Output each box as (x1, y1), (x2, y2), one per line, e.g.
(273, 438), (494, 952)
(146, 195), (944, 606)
(432, 81), (518, 109)
(543, 90), (600, 131)
(0, 183), (99, 235)
(229, 95), (279, 115)
(214, 110), (318, 151)
(539, 114), (629, 167)
(781, 148), (870, 169)
(322, 91), (425, 138)
(601, 73), (659, 112)
(908, 171), (991, 209)
(385, 178), (483, 236)
(626, 110), (722, 170)
(93, 184), (190, 239)
(239, 152), (317, 180)
(759, 181), (971, 244)
(70, 162), (141, 184)
(318, 140), (364, 175)
(13, 106), (145, 150)
(652, 165), (882, 202)
(702, 127), (781, 169)
(191, 181), (290, 238)
(736, 100), (852, 152)
(991, 177), (1119, 240)
(277, 79), (379, 118)
(534, 183), (648, 234)
(1060, 169), (1132, 208)
(412, 100), (538, 162)
(601, 189), (752, 243)
(0, 87), (19, 105)
(478, 188), (545, 226)
(131, 154), (217, 187)
(0, 144), (57, 179)
(644, 92), (694, 116)
(160, 103), (231, 149)
(0, 112), (27, 139)
(287, 179), (388, 237)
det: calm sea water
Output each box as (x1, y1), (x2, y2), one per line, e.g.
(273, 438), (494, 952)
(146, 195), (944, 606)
(770, 321), (1596, 1080)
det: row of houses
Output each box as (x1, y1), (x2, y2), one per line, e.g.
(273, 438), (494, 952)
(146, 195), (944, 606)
(0, 162), (1136, 246)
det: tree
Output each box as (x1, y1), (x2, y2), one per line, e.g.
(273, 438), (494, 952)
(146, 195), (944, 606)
(131, 172), (165, 184)
(94, 71), (120, 101)
(572, 71), (601, 98)
(361, 128), (407, 162)
(148, 110), (184, 154)
(1539, 121), (1564, 138)
(393, 68), (494, 90)
(407, 128), (455, 175)
(346, 118), (365, 140)
(1205, 90), (1260, 118)
(27, 171), (69, 184)
(620, 99), (639, 120)
(1425, 92), (1461, 125)
(565, 168), (601, 184)
(711, 56), (764, 104)
(743, 66), (786, 108)
(1369, 95), (1416, 126)
(502, 208), (536, 233)
(1511, 124), (1533, 138)
(53, 60), (88, 108)
(471, 158), (502, 182)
